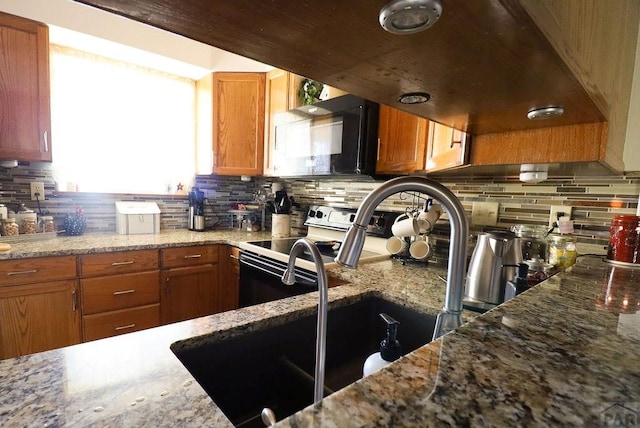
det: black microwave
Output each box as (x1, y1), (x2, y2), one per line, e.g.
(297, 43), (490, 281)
(272, 94), (379, 177)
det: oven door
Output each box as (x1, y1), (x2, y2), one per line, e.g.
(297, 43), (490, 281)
(238, 251), (318, 308)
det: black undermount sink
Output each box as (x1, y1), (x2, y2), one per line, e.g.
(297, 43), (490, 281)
(171, 296), (436, 427)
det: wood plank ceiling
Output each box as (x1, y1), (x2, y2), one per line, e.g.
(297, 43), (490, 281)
(73, 0), (605, 135)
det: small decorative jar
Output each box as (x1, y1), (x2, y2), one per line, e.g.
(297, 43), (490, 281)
(547, 234), (578, 270)
(39, 216), (55, 233)
(1, 218), (19, 236)
(21, 217), (37, 234)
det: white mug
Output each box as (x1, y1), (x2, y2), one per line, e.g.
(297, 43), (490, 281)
(386, 236), (408, 255)
(392, 214), (420, 237)
(418, 203), (442, 228)
(409, 239), (431, 261)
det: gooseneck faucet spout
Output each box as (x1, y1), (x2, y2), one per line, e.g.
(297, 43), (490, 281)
(335, 175), (469, 340)
(282, 238), (329, 410)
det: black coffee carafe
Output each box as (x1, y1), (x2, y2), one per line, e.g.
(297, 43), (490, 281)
(188, 187), (205, 231)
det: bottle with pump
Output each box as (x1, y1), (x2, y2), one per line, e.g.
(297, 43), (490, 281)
(363, 313), (401, 377)
(503, 263), (530, 302)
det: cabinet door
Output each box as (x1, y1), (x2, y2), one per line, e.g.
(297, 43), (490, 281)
(219, 246), (240, 312)
(425, 122), (469, 172)
(0, 280), (80, 360)
(161, 264), (219, 325)
(212, 72), (265, 176)
(376, 105), (428, 174)
(0, 12), (52, 162)
(264, 69), (292, 176)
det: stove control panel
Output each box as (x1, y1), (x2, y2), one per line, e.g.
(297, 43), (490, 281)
(305, 205), (400, 238)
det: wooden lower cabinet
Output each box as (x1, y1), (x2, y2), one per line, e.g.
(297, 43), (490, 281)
(0, 279), (81, 360)
(219, 245), (240, 312)
(161, 264), (219, 324)
(83, 304), (160, 342)
(79, 250), (161, 342)
(160, 245), (221, 324)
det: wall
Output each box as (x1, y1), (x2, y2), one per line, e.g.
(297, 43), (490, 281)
(1, 163), (639, 252)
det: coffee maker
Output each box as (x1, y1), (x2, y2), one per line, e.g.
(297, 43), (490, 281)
(188, 187), (205, 231)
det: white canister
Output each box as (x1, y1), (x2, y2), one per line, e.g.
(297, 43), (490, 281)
(0, 204), (7, 220)
(272, 214), (291, 238)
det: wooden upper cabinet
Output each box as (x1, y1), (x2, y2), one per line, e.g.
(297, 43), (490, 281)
(376, 105), (428, 174)
(211, 72), (265, 176)
(0, 12), (52, 162)
(425, 122), (469, 172)
(264, 69), (293, 176)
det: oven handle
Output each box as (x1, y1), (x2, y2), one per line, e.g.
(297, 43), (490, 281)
(240, 258), (287, 281)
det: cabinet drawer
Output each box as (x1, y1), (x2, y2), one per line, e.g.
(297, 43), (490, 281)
(81, 271), (160, 315)
(0, 256), (77, 287)
(161, 245), (219, 268)
(83, 303), (160, 342)
(80, 250), (158, 277)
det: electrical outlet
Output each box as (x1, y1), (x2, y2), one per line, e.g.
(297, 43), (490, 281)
(471, 201), (499, 226)
(30, 182), (45, 201)
(549, 205), (571, 228)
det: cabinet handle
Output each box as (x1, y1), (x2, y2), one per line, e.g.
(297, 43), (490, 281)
(183, 254), (202, 259)
(229, 254), (239, 260)
(6, 269), (38, 276)
(377, 137), (381, 161)
(43, 131), (49, 152)
(72, 290), (77, 312)
(115, 324), (136, 331)
(113, 289), (135, 296)
(111, 261), (135, 266)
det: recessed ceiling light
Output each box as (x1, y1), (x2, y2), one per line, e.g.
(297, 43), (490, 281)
(527, 106), (564, 120)
(379, 0), (443, 35)
(398, 92), (431, 104)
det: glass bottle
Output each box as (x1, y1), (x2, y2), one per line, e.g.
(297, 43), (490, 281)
(1, 218), (19, 236)
(39, 216), (55, 233)
(547, 234), (577, 270)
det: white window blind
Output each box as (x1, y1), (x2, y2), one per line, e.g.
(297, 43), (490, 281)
(49, 44), (196, 194)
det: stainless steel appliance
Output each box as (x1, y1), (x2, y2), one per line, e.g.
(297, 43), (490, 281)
(237, 205), (400, 307)
(188, 187), (205, 231)
(464, 230), (523, 310)
(272, 94), (379, 177)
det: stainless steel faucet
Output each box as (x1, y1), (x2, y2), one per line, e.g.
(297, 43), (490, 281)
(282, 238), (328, 410)
(335, 175), (469, 340)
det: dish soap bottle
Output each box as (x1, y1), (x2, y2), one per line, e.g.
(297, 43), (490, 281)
(503, 263), (530, 302)
(363, 313), (401, 377)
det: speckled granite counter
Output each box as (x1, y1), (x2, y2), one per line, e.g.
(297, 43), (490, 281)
(0, 229), (273, 260)
(1, 231), (638, 427)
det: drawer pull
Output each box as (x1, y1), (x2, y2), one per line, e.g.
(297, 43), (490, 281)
(113, 289), (136, 296)
(6, 269), (38, 276)
(229, 254), (239, 260)
(115, 324), (136, 331)
(111, 261), (135, 266)
(183, 254), (202, 259)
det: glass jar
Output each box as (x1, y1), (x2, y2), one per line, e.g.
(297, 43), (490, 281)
(1, 218), (19, 236)
(21, 217), (37, 234)
(511, 224), (549, 261)
(39, 216), (55, 233)
(547, 234), (577, 270)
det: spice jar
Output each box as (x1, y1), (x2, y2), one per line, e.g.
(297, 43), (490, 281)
(547, 234), (577, 270)
(1, 218), (19, 236)
(39, 216), (55, 233)
(21, 217), (37, 234)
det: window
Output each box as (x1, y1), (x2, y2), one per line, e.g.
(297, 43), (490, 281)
(49, 45), (196, 194)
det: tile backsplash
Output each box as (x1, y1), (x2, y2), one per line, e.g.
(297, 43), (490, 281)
(1, 163), (639, 251)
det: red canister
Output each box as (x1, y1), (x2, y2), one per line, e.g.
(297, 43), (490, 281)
(606, 215), (640, 264)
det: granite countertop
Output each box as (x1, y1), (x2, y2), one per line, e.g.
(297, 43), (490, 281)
(0, 231), (638, 426)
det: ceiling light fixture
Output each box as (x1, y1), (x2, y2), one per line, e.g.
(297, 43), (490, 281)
(527, 106), (564, 120)
(379, 0), (443, 35)
(398, 92), (431, 104)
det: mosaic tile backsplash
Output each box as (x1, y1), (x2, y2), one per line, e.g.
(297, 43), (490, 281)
(1, 163), (639, 252)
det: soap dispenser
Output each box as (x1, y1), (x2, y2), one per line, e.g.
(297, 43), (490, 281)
(503, 263), (530, 302)
(363, 313), (401, 377)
